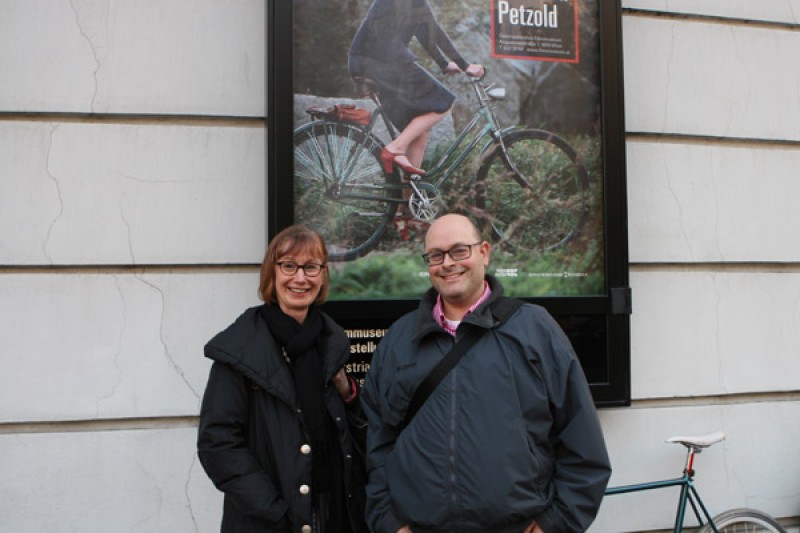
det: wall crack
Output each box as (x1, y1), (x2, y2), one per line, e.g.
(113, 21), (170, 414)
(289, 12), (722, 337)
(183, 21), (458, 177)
(43, 124), (65, 264)
(135, 275), (200, 400)
(68, 0), (103, 112)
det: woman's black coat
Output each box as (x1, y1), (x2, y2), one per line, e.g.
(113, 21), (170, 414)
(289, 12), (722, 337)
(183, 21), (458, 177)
(198, 305), (368, 533)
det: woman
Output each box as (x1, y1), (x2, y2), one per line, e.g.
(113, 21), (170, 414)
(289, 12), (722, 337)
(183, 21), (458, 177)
(198, 224), (368, 533)
(349, 0), (484, 175)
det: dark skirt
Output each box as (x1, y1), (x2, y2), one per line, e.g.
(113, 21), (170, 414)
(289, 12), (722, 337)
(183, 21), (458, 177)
(349, 55), (455, 130)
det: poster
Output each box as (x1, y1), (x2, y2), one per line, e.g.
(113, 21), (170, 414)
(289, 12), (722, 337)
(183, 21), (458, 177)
(273, 0), (630, 404)
(290, 0), (606, 302)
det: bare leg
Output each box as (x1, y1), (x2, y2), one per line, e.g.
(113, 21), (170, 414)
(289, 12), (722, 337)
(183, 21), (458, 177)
(385, 109), (449, 169)
(406, 130), (429, 169)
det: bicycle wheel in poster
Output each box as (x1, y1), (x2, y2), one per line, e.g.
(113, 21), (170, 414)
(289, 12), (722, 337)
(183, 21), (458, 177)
(699, 508), (787, 533)
(474, 129), (590, 253)
(293, 121), (399, 261)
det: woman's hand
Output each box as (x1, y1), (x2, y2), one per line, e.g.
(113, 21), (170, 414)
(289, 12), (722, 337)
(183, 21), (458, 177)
(465, 63), (485, 79)
(444, 62), (484, 79)
(331, 368), (352, 399)
(444, 61), (462, 75)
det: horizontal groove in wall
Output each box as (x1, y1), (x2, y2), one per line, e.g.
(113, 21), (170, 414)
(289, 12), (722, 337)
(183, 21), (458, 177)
(627, 132), (800, 151)
(5, 390), (800, 434)
(0, 416), (200, 435)
(0, 111), (265, 128)
(623, 7), (800, 32)
(0, 264), (260, 275)
(631, 262), (800, 273)
(627, 390), (800, 410)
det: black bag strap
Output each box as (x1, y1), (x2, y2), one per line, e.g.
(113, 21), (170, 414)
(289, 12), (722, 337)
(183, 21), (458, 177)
(402, 297), (523, 428)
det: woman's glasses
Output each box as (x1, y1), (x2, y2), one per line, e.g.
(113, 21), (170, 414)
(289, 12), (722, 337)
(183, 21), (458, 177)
(275, 261), (326, 277)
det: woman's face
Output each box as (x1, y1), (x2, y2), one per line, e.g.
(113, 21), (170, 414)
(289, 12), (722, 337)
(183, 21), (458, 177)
(274, 250), (325, 323)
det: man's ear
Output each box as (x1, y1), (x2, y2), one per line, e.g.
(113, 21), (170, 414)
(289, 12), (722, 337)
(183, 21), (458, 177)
(480, 240), (490, 266)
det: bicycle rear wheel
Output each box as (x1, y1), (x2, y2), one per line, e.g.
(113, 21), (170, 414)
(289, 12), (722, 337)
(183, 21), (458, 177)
(293, 121), (399, 261)
(700, 508), (787, 533)
(474, 129), (589, 253)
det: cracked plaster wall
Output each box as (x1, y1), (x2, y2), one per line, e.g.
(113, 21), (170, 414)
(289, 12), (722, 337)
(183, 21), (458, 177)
(0, 272), (260, 422)
(0, 0), (264, 115)
(1, 1), (266, 530)
(0, 121), (266, 265)
(624, 16), (800, 141)
(630, 270), (800, 398)
(0, 427), (218, 532)
(627, 140), (800, 263)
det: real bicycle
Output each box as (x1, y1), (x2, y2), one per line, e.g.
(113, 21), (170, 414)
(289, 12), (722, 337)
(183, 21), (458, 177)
(603, 431), (786, 532)
(293, 73), (592, 261)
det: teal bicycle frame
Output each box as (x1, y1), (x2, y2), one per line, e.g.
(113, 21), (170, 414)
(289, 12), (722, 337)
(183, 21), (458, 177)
(604, 441), (721, 533)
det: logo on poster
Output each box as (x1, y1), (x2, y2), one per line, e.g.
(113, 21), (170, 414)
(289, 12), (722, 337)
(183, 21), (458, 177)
(497, 1), (559, 28)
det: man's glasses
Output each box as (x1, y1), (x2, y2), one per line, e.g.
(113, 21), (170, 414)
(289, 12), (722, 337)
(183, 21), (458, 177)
(422, 242), (482, 266)
(275, 261), (326, 277)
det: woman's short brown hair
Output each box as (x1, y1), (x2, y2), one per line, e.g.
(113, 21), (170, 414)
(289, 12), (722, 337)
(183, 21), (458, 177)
(258, 224), (329, 305)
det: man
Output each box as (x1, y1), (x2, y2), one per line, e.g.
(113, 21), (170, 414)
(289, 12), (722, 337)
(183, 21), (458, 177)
(362, 213), (611, 533)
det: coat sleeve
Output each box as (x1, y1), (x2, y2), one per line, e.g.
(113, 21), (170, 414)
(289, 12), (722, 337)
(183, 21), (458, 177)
(197, 361), (290, 525)
(414, 2), (469, 71)
(532, 316), (612, 533)
(362, 349), (405, 533)
(345, 380), (369, 459)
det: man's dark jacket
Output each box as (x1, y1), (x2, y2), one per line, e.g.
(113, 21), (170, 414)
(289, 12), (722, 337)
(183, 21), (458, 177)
(363, 276), (611, 533)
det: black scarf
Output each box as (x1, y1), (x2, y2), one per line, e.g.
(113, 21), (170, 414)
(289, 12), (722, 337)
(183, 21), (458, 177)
(261, 304), (327, 443)
(260, 304), (347, 533)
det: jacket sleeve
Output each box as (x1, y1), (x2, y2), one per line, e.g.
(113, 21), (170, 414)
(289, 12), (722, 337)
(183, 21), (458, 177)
(414, 2), (469, 71)
(197, 361), (290, 525)
(533, 316), (612, 533)
(345, 379), (369, 458)
(362, 350), (405, 533)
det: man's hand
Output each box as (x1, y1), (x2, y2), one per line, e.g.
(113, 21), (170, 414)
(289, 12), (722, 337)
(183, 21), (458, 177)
(523, 520), (544, 533)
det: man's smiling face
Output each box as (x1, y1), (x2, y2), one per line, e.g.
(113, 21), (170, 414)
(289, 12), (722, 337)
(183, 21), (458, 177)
(424, 214), (489, 317)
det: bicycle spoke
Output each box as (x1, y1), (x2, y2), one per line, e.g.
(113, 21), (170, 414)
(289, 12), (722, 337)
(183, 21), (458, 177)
(293, 122), (398, 261)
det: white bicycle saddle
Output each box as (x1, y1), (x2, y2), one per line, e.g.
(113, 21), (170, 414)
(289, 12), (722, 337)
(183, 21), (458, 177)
(667, 431), (726, 449)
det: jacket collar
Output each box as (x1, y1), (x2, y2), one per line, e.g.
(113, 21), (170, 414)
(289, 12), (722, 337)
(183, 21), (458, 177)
(204, 305), (350, 405)
(413, 275), (506, 341)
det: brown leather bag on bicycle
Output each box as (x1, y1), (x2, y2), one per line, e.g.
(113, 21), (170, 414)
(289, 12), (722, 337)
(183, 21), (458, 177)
(306, 103), (371, 126)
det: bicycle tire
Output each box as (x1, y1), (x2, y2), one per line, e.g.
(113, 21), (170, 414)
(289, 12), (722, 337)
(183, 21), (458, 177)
(293, 121), (399, 261)
(474, 129), (590, 253)
(699, 508), (787, 533)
